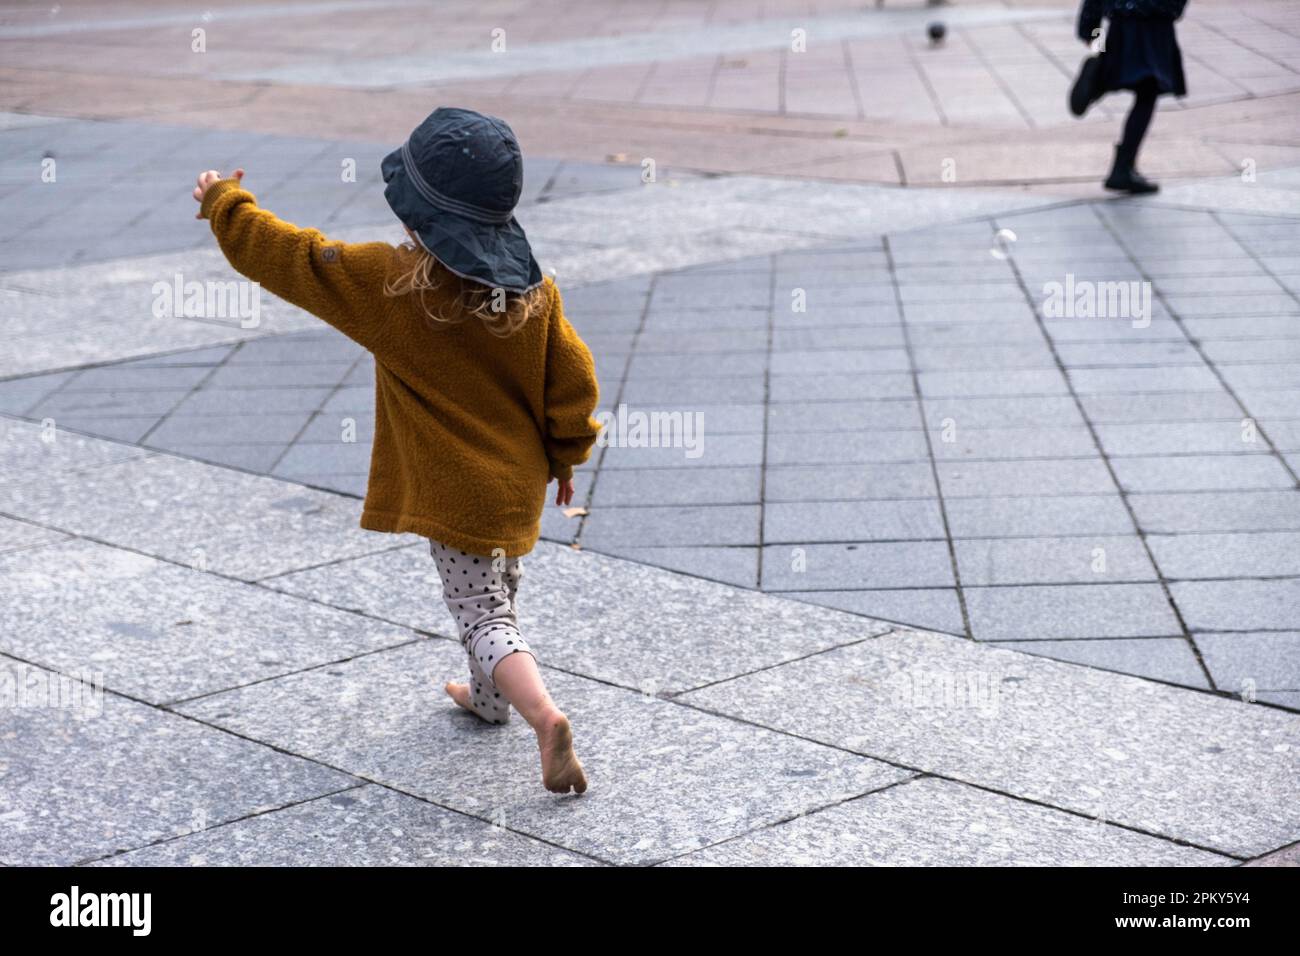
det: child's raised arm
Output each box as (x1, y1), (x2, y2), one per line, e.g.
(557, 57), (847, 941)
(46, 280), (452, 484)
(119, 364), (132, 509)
(541, 284), (602, 497)
(194, 169), (392, 351)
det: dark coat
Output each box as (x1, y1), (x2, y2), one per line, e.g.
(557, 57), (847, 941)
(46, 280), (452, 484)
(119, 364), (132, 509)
(1078, 0), (1187, 97)
(1078, 0), (1188, 42)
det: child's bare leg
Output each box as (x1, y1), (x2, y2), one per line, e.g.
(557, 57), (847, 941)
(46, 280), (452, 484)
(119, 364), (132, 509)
(492, 652), (587, 795)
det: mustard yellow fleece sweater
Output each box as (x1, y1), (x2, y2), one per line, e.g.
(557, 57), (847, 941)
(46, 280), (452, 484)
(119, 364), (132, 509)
(201, 177), (601, 558)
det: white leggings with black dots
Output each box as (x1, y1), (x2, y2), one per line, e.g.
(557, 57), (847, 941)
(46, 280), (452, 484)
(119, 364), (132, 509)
(429, 538), (534, 724)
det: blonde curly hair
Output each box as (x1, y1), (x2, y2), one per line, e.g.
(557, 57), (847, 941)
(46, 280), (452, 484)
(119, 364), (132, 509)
(383, 239), (545, 338)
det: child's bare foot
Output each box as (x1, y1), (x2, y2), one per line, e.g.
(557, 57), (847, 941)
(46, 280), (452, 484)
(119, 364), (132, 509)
(537, 710), (587, 794)
(444, 681), (479, 716)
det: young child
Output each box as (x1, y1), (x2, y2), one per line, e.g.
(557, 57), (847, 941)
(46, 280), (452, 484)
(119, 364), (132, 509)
(193, 107), (600, 794)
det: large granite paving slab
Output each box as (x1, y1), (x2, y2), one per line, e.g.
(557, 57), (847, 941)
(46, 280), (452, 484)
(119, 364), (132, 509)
(95, 784), (592, 867)
(0, 660), (356, 866)
(0, 415), (149, 476)
(0, 515), (65, 555)
(668, 777), (1231, 867)
(0, 442), (411, 580)
(269, 541), (892, 693)
(679, 629), (1300, 858)
(176, 640), (913, 866)
(0, 537), (414, 703)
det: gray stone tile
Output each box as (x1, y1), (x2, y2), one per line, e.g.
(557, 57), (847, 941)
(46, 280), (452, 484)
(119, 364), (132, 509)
(990, 638), (1209, 688)
(0, 538), (413, 703)
(1110, 454), (1294, 492)
(766, 429), (929, 465)
(938, 458), (1117, 497)
(1067, 366), (1222, 394)
(1130, 491), (1300, 533)
(907, 320), (1043, 348)
(769, 371), (914, 402)
(1219, 363), (1300, 392)
(670, 776), (1229, 867)
(43, 414), (159, 444)
(966, 583), (1181, 641)
(769, 348), (910, 375)
(0, 660), (354, 866)
(172, 386), (334, 415)
(591, 544), (759, 588)
(582, 504), (759, 547)
(955, 535), (1156, 585)
(766, 399), (920, 432)
(589, 466), (760, 507)
(760, 541), (954, 590)
(1171, 579), (1300, 632)
(923, 395), (1085, 429)
(0, 371), (72, 415)
(1077, 390), (1242, 424)
(1096, 422), (1265, 457)
(621, 375), (765, 405)
(1149, 532), (1300, 579)
(945, 494), (1134, 538)
(225, 334), (361, 365)
(147, 441), (289, 472)
(930, 426), (1097, 461)
(763, 499), (945, 543)
(204, 361), (355, 390)
(96, 784), (591, 867)
(300, 472), (370, 497)
(1195, 632), (1300, 697)
(0, 515), (65, 554)
(32, 387), (187, 418)
(0, 448), (407, 579)
(0, 416), (149, 474)
(65, 364), (212, 391)
(117, 345), (236, 367)
(765, 462), (937, 501)
(780, 588), (965, 635)
(272, 441), (372, 476)
(919, 369), (1069, 398)
(599, 432), (761, 470)
(176, 640), (911, 865)
(1055, 341), (1201, 368)
(597, 402), (764, 435)
(627, 350), (766, 379)
(149, 411), (313, 446)
(910, 343), (1056, 371)
(679, 629), (1300, 857)
(1244, 842), (1300, 867)
(271, 541), (886, 693)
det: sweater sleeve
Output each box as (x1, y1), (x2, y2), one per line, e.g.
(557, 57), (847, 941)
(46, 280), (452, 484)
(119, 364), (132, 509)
(200, 177), (393, 352)
(542, 283), (602, 482)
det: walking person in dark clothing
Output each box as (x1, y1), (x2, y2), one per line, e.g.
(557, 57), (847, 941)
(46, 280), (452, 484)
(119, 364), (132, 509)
(1075, 0), (1188, 194)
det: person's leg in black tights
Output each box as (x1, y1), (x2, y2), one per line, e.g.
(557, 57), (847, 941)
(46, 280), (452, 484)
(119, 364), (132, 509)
(1107, 79), (1160, 192)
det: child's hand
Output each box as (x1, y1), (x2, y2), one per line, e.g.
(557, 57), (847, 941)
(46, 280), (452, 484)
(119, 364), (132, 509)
(193, 168), (244, 218)
(554, 477), (575, 507)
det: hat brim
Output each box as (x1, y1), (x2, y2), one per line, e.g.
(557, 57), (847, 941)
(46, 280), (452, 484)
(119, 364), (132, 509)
(382, 148), (543, 295)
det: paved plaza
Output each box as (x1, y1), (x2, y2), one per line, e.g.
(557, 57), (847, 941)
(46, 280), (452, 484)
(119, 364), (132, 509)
(1, 0), (1298, 866)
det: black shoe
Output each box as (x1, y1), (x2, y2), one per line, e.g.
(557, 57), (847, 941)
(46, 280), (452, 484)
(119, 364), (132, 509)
(1104, 167), (1159, 194)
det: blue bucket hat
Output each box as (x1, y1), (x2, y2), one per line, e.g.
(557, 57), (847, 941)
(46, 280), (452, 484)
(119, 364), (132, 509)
(381, 107), (542, 294)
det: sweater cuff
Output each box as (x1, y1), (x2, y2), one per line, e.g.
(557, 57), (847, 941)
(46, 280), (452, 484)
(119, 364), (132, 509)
(549, 462), (574, 482)
(199, 176), (249, 220)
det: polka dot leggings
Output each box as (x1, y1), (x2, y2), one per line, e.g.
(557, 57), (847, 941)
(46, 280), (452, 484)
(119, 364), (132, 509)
(429, 538), (533, 725)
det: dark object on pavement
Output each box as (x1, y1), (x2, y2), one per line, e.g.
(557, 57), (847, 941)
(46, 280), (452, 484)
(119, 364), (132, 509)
(927, 22), (946, 45)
